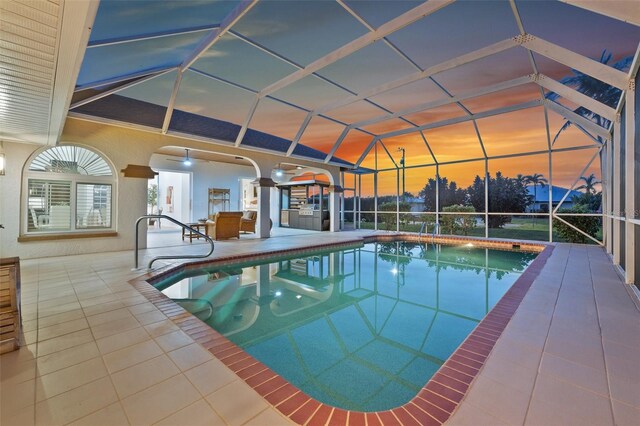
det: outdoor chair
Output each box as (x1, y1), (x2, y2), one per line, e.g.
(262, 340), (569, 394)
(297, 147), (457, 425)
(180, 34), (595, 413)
(206, 212), (243, 240)
(240, 210), (257, 233)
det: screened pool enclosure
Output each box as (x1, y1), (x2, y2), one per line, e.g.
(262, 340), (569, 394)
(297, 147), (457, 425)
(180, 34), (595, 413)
(70, 0), (639, 285)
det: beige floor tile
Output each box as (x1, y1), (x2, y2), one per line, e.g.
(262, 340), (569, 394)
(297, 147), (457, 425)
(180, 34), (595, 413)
(121, 374), (201, 426)
(168, 343), (213, 372)
(86, 307), (135, 327)
(95, 326), (150, 355)
(23, 330), (38, 345)
(154, 399), (225, 426)
(135, 309), (167, 326)
(608, 373), (640, 408)
(529, 374), (614, 425)
(82, 300), (125, 317)
(128, 302), (158, 315)
(464, 375), (530, 425)
(75, 287), (113, 301)
(479, 351), (538, 394)
(154, 330), (194, 352)
(539, 352), (609, 397)
(23, 319), (38, 333)
(38, 295), (79, 310)
(243, 408), (292, 426)
(36, 329), (94, 357)
(121, 295), (151, 307)
(1, 403), (35, 426)
(37, 309), (85, 328)
(184, 359), (238, 397)
(1, 357), (36, 385)
(206, 380), (268, 426)
(35, 357), (108, 402)
(38, 301), (82, 318)
(37, 318), (89, 342)
(445, 400), (509, 426)
(612, 400), (640, 426)
(35, 376), (118, 426)
(36, 341), (100, 377)
(103, 339), (164, 374)
(111, 354), (180, 399)
(144, 319), (179, 337)
(1, 378), (36, 419)
(90, 315), (141, 340)
(79, 293), (122, 308)
(0, 344), (37, 367)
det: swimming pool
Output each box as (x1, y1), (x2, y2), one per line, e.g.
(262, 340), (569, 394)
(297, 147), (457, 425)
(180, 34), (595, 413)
(154, 241), (537, 411)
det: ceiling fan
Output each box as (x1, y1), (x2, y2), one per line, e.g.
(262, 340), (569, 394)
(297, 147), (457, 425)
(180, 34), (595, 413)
(164, 149), (207, 165)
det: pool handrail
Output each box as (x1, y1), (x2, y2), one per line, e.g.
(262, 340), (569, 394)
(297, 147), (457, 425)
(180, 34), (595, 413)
(134, 215), (214, 270)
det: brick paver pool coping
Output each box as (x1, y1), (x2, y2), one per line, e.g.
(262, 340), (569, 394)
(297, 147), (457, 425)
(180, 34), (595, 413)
(129, 235), (552, 425)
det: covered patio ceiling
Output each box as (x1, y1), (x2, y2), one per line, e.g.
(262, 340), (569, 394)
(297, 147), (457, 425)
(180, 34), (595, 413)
(67, 0), (640, 169)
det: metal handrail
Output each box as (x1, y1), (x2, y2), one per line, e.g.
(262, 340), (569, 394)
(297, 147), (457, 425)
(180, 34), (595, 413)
(134, 215), (214, 270)
(418, 222), (427, 240)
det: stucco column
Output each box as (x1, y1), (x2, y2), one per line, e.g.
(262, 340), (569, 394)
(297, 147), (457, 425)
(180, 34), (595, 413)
(252, 177), (276, 238)
(328, 185), (343, 232)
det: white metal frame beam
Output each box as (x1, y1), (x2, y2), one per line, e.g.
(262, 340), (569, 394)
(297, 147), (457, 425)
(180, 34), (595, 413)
(316, 38), (519, 117)
(354, 100), (540, 167)
(161, 0), (258, 134)
(258, 0), (454, 98)
(559, 1), (640, 27)
(69, 68), (175, 110)
(544, 99), (611, 141)
(520, 35), (629, 90)
(378, 99), (542, 140)
(535, 74), (617, 121)
(74, 66), (177, 92)
(87, 24), (220, 49)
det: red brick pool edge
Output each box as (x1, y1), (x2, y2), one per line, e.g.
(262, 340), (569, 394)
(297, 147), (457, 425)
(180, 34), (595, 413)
(129, 236), (552, 425)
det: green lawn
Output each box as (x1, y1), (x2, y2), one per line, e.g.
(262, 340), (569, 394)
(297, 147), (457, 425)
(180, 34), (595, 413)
(354, 217), (602, 244)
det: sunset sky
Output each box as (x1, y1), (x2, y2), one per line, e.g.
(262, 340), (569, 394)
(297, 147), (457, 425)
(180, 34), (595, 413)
(79, 0), (639, 196)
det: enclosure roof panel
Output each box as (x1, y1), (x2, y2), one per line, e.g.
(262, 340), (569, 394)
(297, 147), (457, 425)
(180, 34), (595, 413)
(71, 0), (639, 168)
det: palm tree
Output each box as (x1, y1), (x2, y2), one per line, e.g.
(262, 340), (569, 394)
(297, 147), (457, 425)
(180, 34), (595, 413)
(525, 173), (548, 208)
(524, 173), (548, 227)
(576, 173), (601, 194)
(546, 50), (632, 145)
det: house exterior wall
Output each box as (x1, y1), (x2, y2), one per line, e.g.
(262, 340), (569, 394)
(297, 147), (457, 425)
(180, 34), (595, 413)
(0, 118), (343, 260)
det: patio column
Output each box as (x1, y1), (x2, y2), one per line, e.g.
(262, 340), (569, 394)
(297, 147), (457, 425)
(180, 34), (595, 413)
(328, 185), (343, 232)
(255, 264), (272, 304)
(252, 177), (276, 238)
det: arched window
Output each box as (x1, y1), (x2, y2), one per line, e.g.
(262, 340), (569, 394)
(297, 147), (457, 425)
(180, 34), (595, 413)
(23, 145), (116, 234)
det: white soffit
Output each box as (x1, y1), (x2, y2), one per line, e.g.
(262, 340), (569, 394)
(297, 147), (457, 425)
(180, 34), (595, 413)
(0, 0), (98, 145)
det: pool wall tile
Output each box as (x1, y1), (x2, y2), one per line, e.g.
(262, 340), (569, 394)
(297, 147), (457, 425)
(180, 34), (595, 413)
(129, 235), (553, 425)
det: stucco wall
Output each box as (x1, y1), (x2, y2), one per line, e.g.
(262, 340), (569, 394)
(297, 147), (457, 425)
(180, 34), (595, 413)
(0, 117), (342, 259)
(150, 154), (257, 221)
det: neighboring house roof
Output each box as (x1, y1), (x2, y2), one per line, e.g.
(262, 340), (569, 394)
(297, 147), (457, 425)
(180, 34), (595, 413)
(73, 95), (354, 167)
(526, 185), (583, 203)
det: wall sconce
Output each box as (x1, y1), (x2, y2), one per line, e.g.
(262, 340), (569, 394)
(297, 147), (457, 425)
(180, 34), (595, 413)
(0, 142), (5, 176)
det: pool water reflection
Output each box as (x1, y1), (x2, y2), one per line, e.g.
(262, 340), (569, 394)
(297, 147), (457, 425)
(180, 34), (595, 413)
(155, 242), (536, 411)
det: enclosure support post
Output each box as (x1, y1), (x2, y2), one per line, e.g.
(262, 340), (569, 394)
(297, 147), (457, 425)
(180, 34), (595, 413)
(484, 159), (489, 238)
(624, 86), (635, 284)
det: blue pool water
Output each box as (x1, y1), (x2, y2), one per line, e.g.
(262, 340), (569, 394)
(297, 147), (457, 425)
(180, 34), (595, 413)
(154, 242), (536, 411)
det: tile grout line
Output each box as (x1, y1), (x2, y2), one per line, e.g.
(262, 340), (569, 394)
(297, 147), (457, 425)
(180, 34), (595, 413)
(587, 246), (617, 426)
(521, 244), (570, 425)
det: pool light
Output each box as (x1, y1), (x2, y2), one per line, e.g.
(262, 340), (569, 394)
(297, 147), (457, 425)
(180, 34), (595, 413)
(274, 291), (282, 297)
(296, 295), (302, 300)
(391, 268), (398, 275)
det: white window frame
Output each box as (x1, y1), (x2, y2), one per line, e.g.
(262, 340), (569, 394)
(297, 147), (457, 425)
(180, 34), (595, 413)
(22, 145), (117, 236)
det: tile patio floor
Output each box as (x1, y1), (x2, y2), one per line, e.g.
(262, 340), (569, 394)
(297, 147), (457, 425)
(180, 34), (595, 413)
(1, 231), (638, 425)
